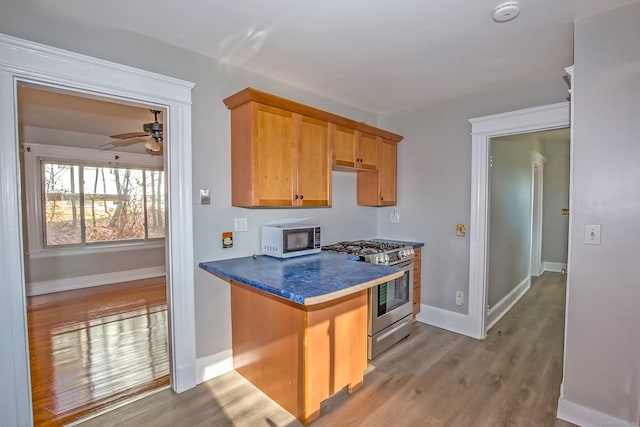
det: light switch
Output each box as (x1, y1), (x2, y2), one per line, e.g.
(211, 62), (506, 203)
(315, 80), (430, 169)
(234, 218), (248, 232)
(199, 189), (210, 205)
(584, 224), (601, 245)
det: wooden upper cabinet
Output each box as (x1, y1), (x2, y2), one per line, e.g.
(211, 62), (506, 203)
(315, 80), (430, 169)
(356, 131), (378, 170)
(332, 124), (357, 168)
(357, 137), (397, 206)
(224, 88), (402, 208)
(296, 115), (331, 206)
(229, 101), (330, 207)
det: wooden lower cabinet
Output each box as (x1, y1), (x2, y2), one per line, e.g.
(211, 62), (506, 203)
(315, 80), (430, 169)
(230, 281), (368, 426)
(412, 247), (422, 320)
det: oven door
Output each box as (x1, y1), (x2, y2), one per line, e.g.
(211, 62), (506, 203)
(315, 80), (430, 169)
(368, 260), (413, 335)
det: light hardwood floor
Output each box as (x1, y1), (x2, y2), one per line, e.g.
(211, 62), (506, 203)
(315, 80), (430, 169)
(28, 277), (169, 426)
(77, 272), (574, 426)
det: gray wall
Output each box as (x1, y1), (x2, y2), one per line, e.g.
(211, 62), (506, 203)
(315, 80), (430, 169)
(376, 79), (568, 313)
(542, 140), (570, 265)
(487, 137), (538, 308)
(0, 5), (380, 359)
(25, 246), (165, 284)
(562, 3), (640, 423)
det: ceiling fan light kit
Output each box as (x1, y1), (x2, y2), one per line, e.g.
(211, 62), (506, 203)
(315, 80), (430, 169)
(109, 109), (164, 154)
(493, 1), (520, 23)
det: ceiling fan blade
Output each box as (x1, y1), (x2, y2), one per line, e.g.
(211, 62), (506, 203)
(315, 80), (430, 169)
(110, 132), (148, 140)
(111, 136), (148, 146)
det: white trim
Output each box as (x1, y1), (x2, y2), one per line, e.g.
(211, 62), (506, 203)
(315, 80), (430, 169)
(196, 350), (234, 384)
(27, 240), (165, 258)
(529, 152), (546, 277)
(560, 67), (577, 418)
(468, 102), (570, 340)
(542, 262), (567, 273)
(486, 276), (530, 331)
(0, 32), (196, 426)
(416, 304), (478, 338)
(27, 266), (166, 296)
(557, 397), (638, 427)
(24, 142), (163, 168)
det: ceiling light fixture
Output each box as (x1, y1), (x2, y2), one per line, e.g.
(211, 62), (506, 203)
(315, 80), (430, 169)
(493, 1), (520, 23)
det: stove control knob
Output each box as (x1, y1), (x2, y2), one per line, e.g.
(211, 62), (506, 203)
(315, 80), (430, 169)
(410, 248), (415, 255)
(400, 250), (406, 257)
(384, 254), (390, 263)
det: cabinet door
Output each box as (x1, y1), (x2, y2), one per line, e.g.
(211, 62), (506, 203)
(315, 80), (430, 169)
(332, 124), (357, 168)
(297, 115), (330, 206)
(378, 138), (397, 205)
(254, 104), (296, 206)
(356, 138), (397, 206)
(357, 131), (378, 170)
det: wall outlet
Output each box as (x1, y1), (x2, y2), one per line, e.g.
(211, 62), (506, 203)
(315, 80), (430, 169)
(390, 210), (400, 223)
(455, 291), (464, 306)
(234, 218), (248, 232)
(456, 224), (466, 237)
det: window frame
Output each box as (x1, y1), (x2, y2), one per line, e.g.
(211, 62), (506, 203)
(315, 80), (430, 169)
(23, 143), (164, 255)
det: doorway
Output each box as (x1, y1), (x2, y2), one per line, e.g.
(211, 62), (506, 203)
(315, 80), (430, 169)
(18, 84), (171, 424)
(486, 129), (569, 330)
(467, 101), (570, 339)
(0, 34), (196, 426)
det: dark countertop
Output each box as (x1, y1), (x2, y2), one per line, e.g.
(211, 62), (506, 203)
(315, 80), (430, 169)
(199, 252), (403, 306)
(371, 239), (425, 248)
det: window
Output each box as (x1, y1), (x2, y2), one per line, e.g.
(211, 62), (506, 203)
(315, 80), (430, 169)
(42, 161), (165, 246)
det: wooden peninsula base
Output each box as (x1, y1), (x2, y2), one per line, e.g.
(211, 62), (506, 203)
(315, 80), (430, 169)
(230, 280), (368, 425)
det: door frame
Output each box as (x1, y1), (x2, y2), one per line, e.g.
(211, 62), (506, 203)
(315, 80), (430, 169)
(530, 151), (546, 277)
(0, 33), (197, 426)
(467, 101), (569, 339)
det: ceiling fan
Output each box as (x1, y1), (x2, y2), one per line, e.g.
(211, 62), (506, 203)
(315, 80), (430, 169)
(107, 109), (163, 154)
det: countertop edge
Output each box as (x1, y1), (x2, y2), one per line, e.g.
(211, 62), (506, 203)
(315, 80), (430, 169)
(302, 270), (403, 305)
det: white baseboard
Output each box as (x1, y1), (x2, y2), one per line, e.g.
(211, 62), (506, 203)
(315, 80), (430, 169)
(196, 350), (233, 384)
(486, 276), (531, 331)
(416, 304), (477, 338)
(557, 396), (638, 427)
(27, 266), (166, 296)
(543, 262), (567, 273)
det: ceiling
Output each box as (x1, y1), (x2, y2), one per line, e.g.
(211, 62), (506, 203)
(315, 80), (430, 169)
(18, 85), (162, 154)
(25, 0), (640, 113)
(13, 0), (638, 151)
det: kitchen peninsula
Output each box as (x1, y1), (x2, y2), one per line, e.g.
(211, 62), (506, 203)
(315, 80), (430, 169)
(199, 252), (402, 425)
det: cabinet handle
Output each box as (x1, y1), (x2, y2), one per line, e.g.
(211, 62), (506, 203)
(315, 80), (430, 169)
(294, 194), (299, 200)
(300, 195), (304, 200)
(380, 196), (384, 201)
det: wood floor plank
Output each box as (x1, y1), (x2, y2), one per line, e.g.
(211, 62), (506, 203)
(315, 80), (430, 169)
(28, 277), (169, 426)
(77, 272), (575, 427)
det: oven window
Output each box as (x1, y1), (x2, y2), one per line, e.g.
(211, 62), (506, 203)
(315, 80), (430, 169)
(377, 272), (410, 317)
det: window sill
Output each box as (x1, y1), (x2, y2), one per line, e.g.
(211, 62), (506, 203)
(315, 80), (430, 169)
(26, 240), (165, 259)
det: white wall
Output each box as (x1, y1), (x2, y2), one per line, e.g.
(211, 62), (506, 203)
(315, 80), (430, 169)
(542, 140), (570, 265)
(487, 137), (538, 308)
(377, 79), (568, 314)
(559, 3), (640, 424)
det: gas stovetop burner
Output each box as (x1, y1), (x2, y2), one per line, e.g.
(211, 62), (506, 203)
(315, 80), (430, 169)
(322, 240), (415, 265)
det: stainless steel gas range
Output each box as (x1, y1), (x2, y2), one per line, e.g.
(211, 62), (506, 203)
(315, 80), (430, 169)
(322, 240), (415, 359)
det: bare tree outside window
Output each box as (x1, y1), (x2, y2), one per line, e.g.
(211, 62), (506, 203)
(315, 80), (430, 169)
(43, 163), (81, 245)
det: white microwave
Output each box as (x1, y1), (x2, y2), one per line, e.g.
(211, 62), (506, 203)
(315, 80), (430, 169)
(261, 224), (321, 258)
